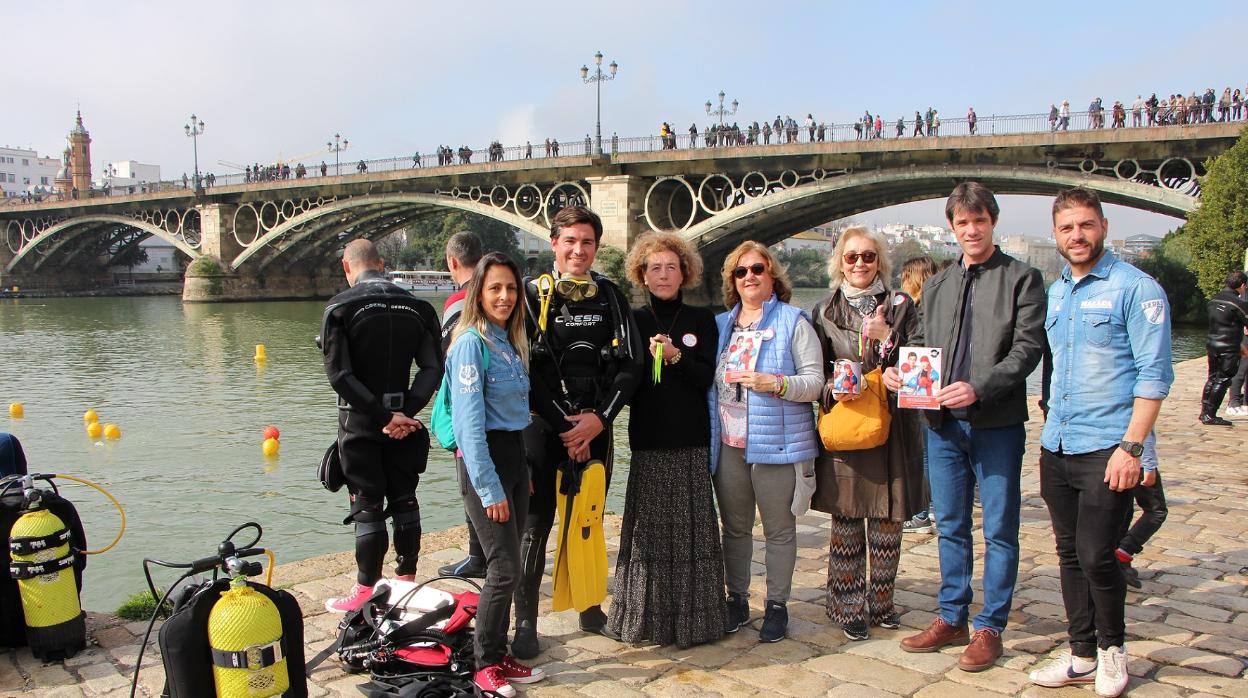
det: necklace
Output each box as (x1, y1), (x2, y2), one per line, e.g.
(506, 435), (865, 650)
(649, 301), (683, 337)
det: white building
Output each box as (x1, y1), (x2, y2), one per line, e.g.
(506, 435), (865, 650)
(98, 160), (162, 192)
(0, 145), (62, 198)
(999, 234), (1063, 281)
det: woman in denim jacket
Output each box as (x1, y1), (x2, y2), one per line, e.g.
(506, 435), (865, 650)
(447, 252), (546, 697)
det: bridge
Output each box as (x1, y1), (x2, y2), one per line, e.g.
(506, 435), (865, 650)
(1, 120), (1240, 302)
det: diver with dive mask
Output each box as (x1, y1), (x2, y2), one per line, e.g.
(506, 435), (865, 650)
(511, 206), (642, 659)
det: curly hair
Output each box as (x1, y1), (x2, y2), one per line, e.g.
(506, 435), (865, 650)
(720, 240), (793, 309)
(625, 231), (704, 290)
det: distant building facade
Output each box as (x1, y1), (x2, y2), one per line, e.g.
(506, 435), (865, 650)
(0, 146), (61, 198)
(999, 234), (1063, 283)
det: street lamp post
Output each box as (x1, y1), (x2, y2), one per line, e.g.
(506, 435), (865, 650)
(184, 114), (205, 194)
(705, 91), (739, 127)
(579, 51), (618, 156)
(327, 133), (349, 176)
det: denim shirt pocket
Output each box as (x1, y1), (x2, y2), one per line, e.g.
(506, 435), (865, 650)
(1083, 313), (1112, 347)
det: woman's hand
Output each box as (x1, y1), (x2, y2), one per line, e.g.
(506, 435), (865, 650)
(736, 371), (782, 394)
(649, 334), (679, 361)
(861, 306), (890, 342)
(485, 500), (510, 523)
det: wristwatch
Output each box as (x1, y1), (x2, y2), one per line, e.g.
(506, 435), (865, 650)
(1118, 440), (1145, 457)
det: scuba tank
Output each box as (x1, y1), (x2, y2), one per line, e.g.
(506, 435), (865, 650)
(1, 472), (101, 660)
(207, 567), (290, 697)
(146, 523), (307, 698)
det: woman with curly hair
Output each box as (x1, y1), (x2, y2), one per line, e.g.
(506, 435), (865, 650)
(606, 232), (725, 648)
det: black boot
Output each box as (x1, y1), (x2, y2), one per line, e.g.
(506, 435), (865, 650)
(1200, 413), (1233, 426)
(437, 555), (486, 579)
(511, 525), (548, 658)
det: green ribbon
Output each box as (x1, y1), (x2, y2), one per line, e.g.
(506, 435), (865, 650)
(652, 339), (664, 384)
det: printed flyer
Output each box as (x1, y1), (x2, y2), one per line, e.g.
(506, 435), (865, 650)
(898, 346), (942, 409)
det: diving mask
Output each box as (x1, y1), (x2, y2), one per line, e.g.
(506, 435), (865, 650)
(554, 274), (599, 301)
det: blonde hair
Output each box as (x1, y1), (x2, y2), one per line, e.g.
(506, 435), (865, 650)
(900, 256), (938, 302)
(721, 240), (793, 309)
(626, 231), (704, 289)
(450, 252), (529, 367)
(827, 226), (892, 291)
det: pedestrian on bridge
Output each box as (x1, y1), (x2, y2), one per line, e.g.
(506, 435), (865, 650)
(913, 111), (924, 137)
(182, 173), (188, 189)
(357, 160), (368, 173)
(689, 122), (699, 147)
(525, 141), (532, 159)
(551, 138), (559, 156)
(320, 161), (328, 177)
(896, 117), (905, 138)
(762, 121), (771, 144)
(968, 107), (977, 135)
(1050, 104), (1059, 131)
(413, 152), (421, 168)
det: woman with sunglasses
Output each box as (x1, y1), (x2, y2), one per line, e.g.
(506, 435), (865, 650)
(809, 227), (925, 642)
(709, 241), (823, 643)
(606, 232), (725, 648)
(446, 253), (546, 696)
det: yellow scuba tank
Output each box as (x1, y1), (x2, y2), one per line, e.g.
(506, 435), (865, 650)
(207, 579), (290, 698)
(8, 507), (85, 657)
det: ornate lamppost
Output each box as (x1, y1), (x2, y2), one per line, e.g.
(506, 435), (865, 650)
(705, 91), (738, 127)
(580, 51), (618, 156)
(327, 133), (349, 176)
(184, 114), (205, 194)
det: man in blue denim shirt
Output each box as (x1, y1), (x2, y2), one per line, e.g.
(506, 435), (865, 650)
(1030, 188), (1172, 698)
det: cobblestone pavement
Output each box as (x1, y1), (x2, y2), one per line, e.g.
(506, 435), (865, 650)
(3, 359), (1246, 696)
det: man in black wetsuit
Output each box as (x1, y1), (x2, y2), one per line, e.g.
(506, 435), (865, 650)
(436, 231), (489, 579)
(1200, 270), (1248, 426)
(322, 239), (443, 612)
(512, 206), (643, 658)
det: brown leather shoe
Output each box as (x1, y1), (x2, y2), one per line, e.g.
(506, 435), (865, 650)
(958, 628), (1003, 672)
(899, 616), (969, 653)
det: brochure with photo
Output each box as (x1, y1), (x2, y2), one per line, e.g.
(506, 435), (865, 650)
(897, 346), (942, 410)
(723, 329), (765, 382)
(829, 359), (863, 396)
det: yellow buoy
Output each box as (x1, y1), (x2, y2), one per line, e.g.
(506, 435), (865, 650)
(8, 403), (23, 418)
(102, 424), (121, 440)
(86, 422), (103, 439)
(262, 437), (280, 457)
(255, 344), (268, 362)
(83, 409), (99, 424)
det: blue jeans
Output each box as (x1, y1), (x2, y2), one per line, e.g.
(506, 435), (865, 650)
(926, 419), (1024, 632)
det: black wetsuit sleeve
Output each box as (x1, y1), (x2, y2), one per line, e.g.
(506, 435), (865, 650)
(595, 287), (645, 425)
(323, 306), (391, 426)
(672, 307), (718, 390)
(404, 304), (444, 418)
(525, 286), (572, 433)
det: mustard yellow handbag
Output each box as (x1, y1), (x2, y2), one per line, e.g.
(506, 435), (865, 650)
(818, 366), (891, 451)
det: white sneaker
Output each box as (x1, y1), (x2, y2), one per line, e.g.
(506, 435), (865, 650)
(1229, 405), (1248, 417)
(1029, 650), (1096, 687)
(1095, 645), (1129, 697)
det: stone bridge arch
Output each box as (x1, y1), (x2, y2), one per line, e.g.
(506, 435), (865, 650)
(681, 164), (1197, 260)
(5, 213), (201, 273)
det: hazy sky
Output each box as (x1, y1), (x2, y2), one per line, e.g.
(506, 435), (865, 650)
(7, 0), (1243, 239)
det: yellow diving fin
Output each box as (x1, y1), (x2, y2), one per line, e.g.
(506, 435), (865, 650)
(552, 459), (609, 613)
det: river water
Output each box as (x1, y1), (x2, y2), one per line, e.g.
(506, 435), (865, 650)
(0, 289), (1206, 611)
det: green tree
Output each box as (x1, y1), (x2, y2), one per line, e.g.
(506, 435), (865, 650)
(400, 211), (523, 270)
(593, 246), (633, 296)
(1134, 228), (1208, 324)
(888, 239), (928, 285)
(1182, 125), (1248, 297)
(774, 247), (830, 287)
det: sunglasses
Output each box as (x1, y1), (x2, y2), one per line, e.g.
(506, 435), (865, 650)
(843, 251), (878, 264)
(732, 263), (767, 279)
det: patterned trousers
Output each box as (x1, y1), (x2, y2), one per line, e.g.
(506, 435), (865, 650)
(825, 516), (903, 625)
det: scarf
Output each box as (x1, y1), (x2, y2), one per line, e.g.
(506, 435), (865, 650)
(839, 278), (885, 316)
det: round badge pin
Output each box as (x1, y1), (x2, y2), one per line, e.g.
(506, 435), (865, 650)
(682, 333), (698, 347)
(761, 328), (775, 340)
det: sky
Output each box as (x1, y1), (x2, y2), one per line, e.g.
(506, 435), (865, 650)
(6, 0), (1245, 239)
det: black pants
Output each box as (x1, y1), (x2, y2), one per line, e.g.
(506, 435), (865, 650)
(338, 409), (426, 585)
(515, 415), (612, 626)
(459, 431), (529, 669)
(1117, 472), (1168, 556)
(1202, 348), (1240, 416)
(1229, 350), (1248, 408)
(1040, 447), (1132, 656)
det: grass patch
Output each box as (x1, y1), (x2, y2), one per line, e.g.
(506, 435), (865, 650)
(116, 589), (173, 621)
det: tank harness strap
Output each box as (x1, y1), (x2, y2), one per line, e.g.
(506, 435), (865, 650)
(9, 552), (75, 580)
(210, 636), (287, 670)
(9, 528), (72, 555)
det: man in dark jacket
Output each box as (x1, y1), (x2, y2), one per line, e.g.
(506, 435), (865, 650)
(321, 239), (443, 612)
(1200, 271), (1248, 425)
(884, 182), (1046, 672)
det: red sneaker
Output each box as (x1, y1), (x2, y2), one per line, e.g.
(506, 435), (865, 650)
(394, 574), (416, 582)
(324, 582), (372, 613)
(499, 654), (545, 684)
(473, 665), (515, 698)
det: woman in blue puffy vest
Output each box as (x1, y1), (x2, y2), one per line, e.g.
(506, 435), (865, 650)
(709, 240), (822, 643)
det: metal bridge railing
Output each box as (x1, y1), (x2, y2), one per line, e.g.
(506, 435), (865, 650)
(4, 110), (1239, 207)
